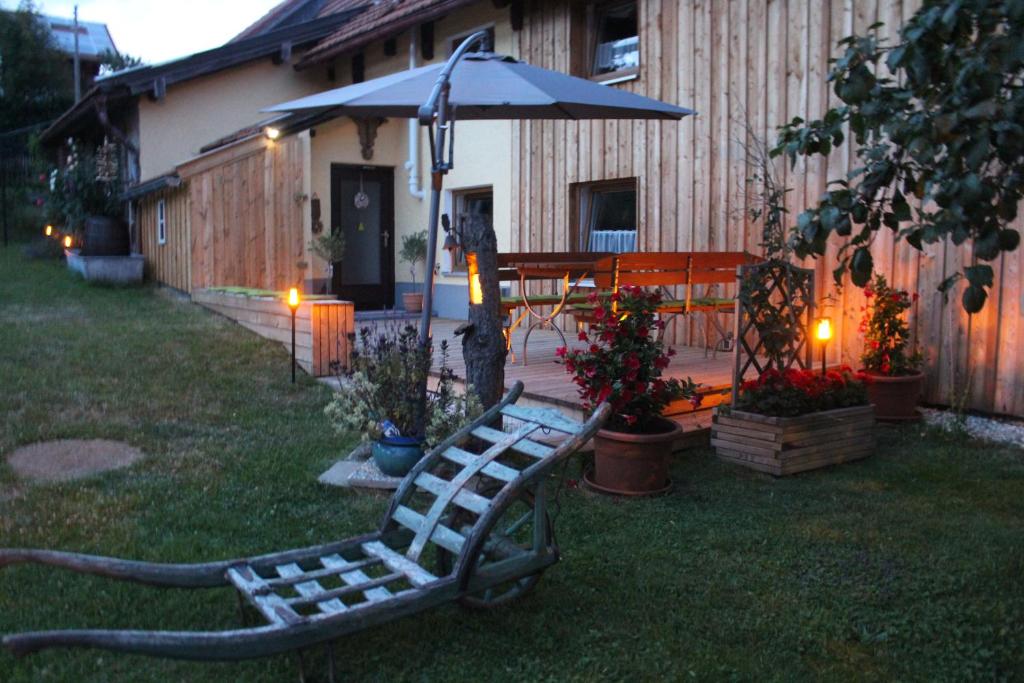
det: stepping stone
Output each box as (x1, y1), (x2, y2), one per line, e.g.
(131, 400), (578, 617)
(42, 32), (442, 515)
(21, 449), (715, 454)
(345, 459), (403, 490)
(7, 439), (143, 483)
(317, 460), (361, 488)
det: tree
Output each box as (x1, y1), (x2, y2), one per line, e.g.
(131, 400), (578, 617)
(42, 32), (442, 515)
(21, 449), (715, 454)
(97, 49), (144, 77)
(774, 0), (1023, 313)
(0, 1), (73, 132)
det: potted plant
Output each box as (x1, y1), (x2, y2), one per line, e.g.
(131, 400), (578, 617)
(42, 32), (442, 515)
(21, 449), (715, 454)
(859, 274), (924, 420)
(324, 324), (481, 477)
(712, 367), (874, 475)
(399, 230), (428, 313)
(308, 232), (346, 294)
(48, 138), (127, 256)
(559, 286), (699, 496)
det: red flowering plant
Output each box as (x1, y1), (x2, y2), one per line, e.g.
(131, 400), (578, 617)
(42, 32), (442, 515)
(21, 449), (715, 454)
(860, 274), (922, 376)
(558, 286), (698, 433)
(736, 366), (869, 418)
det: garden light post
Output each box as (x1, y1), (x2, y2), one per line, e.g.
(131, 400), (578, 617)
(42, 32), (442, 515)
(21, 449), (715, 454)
(288, 287), (300, 383)
(815, 316), (832, 375)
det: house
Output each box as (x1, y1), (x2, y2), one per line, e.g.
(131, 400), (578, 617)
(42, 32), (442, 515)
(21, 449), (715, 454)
(40, 13), (118, 93)
(40, 0), (1023, 418)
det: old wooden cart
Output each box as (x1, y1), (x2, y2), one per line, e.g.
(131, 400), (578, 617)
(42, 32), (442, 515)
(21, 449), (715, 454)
(1, 382), (608, 666)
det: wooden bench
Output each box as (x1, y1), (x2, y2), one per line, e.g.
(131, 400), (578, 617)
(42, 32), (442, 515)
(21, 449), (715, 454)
(570, 251), (761, 353)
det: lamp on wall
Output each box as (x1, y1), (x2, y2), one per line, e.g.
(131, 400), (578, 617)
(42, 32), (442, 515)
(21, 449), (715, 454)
(287, 287), (300, 383)
(815, 316), (833, 374)
(265, 126), (281, 141)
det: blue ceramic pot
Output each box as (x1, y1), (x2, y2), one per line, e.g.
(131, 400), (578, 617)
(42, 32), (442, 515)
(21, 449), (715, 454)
(372, 436), (425, 477)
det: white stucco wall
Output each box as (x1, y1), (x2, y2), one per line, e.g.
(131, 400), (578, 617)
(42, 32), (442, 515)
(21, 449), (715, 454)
(308, 0), (514, 311)
(137, 57), (326, 181)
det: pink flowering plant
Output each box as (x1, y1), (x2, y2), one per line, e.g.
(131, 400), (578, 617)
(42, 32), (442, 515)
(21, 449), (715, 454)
(860, 274), (922, 376)
(558, 286), (699, 433)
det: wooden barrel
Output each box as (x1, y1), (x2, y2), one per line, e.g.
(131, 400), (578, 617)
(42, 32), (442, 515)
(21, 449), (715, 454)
(82, 216), (129, 256)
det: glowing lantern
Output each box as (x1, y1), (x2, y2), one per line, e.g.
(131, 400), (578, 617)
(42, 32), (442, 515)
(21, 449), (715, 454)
(44, 225), (53, 237)
(288, 287), (300, 310)
(815, 316), (832, 374)
(287, 287), (300, 383)
(466, 252), (483, 305)
(63, 235), (73, 249)
(265, 127), (281, 141)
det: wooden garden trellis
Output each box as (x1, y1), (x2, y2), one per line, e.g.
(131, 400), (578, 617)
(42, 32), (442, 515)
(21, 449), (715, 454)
(731, 260), (816, 405)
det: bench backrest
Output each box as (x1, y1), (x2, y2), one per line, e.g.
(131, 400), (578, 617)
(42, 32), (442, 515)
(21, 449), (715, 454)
(590, 251), (759, 312)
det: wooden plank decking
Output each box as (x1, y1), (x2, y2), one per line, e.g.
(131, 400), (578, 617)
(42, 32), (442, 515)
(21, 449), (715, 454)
(428, 318), (735, 435)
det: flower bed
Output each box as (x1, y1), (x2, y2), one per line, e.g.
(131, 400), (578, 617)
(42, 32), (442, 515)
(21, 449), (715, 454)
(712, 367), (875, 476)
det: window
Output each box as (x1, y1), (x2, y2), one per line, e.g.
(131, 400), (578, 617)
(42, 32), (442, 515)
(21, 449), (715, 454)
(571, 178), (637, 253)
(444, 187), (493, 273)
(157, 199), (166, 245)
(572, 1), (640, 83)
(448, 25), (496, 55)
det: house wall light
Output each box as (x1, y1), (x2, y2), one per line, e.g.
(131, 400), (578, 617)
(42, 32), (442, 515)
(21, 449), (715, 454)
(265, 127), (281, 141)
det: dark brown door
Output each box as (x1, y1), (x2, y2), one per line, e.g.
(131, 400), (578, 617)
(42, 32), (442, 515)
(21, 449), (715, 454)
(331, 164), (395, 309)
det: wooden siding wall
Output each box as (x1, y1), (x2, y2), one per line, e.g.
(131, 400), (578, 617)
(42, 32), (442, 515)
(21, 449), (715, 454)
(511, 0), (1023, 417)
(138, 187), (191, 292)
(186, 136), (306, 293)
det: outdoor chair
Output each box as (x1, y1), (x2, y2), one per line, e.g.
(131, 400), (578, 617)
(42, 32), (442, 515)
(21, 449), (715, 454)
(0, 382), (609, 674)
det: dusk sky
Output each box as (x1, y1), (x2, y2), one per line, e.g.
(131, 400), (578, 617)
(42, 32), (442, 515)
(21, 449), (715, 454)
(13, 0), (284, 64)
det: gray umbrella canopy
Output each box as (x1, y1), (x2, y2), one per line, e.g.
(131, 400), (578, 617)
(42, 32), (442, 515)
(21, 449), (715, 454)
(265, 52), (694, 120)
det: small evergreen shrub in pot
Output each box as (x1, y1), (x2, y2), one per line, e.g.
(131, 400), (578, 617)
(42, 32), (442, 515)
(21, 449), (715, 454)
(560, 286), (698, 495)
(399, 231), (428, 313)
(859, 275), (924, 421)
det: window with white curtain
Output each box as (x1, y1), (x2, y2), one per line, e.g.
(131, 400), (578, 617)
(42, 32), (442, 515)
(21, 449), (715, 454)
(157, 199), (166, 246)
(572, 178), (637, 253)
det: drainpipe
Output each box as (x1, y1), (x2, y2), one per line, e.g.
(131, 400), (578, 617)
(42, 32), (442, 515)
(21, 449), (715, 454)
(405, 31), (426, 200)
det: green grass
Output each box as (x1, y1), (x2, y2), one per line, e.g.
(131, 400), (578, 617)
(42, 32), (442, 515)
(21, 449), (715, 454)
(1, 247), (1022, 682)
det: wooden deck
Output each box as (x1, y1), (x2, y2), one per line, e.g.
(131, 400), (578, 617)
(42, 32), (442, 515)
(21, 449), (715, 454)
(428, 318), (735, 434)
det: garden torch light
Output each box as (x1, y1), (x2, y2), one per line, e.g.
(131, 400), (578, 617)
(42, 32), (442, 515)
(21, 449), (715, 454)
(815, 316), (833, 375)
(44, 224), (53, 237)
(287, 287), (300, 383)
(63, 235), (73, 249)
(466, 251), (483, 306)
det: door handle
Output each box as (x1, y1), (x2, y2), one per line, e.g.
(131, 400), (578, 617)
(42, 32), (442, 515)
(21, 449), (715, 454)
(382, 230), (390, 248)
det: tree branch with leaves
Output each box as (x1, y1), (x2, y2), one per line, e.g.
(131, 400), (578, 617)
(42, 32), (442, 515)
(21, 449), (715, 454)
(774, 0), (1022, 312)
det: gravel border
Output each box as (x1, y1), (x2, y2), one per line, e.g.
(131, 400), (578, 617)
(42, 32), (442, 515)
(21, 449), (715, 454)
(921, 408), (1024, 449)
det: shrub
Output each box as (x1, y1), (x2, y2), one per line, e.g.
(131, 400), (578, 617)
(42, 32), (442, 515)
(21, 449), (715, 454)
(324, 324), (481, 449)
(559, 286), (698, 433)
(860, 274), (922, 376)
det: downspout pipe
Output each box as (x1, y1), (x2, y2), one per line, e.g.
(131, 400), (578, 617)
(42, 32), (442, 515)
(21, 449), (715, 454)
(405, 31), (426, 200)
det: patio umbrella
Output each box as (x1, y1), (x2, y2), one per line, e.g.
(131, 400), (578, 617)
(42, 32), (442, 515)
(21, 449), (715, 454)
(265, 52), (693, 122)
(267, 31), (694, 410)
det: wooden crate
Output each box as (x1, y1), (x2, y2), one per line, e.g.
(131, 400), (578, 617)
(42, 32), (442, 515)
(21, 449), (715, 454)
(711, 405), (876, 476)
(193, 289), (354, 377)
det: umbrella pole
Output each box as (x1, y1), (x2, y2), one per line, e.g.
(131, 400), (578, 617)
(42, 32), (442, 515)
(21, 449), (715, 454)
(417, 85), (450, 349)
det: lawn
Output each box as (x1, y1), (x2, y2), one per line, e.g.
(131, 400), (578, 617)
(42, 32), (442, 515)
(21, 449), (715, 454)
(1, 247), (1022, 682)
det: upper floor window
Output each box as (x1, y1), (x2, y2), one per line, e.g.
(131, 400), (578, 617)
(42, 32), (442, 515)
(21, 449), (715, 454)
(589, 1), (639, 82)
(571, 178), (637, 253)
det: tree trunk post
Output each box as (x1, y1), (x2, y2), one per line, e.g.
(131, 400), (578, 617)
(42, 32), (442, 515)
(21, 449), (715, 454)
(459, 212), (507, 410)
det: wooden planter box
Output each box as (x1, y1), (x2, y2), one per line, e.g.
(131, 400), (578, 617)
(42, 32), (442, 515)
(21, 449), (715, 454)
(711, 404), (875, 476)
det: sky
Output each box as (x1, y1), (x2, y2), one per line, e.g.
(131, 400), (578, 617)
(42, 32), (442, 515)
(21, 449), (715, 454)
(14, 0), (285, 64)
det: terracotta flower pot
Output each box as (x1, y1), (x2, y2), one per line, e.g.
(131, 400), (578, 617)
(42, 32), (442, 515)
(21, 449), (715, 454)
(864, 371), (924, 421)
(403, 291), (424, 313)
(586, 416), (681, 496)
